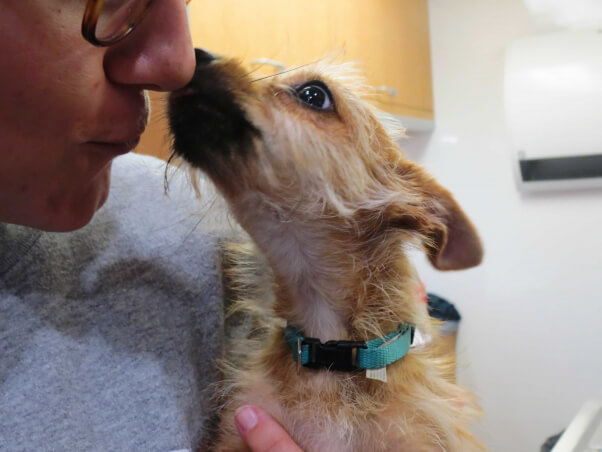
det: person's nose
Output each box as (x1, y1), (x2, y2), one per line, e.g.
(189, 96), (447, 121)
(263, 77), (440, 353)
(103, 0), (196, 92)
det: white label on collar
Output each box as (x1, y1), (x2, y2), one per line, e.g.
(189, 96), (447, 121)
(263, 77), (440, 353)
(411, 328), (430, 348)
(366, 367), (387, 382)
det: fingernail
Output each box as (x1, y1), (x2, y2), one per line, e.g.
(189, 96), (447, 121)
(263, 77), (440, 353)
(235, 405), (258, 434)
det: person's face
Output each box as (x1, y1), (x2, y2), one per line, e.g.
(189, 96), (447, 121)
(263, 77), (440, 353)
(0, 0), (195, 231)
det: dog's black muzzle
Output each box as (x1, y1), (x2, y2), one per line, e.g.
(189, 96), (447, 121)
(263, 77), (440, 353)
(167, 48), (259, 172)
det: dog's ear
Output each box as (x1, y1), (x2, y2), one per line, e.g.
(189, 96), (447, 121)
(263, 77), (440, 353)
(392, 162), (483, 271)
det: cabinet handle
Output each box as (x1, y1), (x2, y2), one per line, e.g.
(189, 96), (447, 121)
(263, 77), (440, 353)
(250, 58), (287, 72)
(374, 86), (398, 97)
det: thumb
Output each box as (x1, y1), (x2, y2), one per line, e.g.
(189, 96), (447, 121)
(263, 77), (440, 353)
(234, 405), (303, 452)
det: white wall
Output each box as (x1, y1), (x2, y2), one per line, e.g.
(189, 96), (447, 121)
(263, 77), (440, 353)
(404, 1), (602, 450)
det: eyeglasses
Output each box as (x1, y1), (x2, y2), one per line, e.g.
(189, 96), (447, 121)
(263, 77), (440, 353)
(82, 0), (192, 47)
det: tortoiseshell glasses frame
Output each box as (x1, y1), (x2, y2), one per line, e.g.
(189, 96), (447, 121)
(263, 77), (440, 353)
(82, 0), (192, 47)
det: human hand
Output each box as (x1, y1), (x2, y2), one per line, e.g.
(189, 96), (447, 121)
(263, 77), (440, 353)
(235, 405), (303, 452)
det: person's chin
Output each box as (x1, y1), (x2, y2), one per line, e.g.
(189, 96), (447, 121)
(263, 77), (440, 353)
(42, 163), (113, 232)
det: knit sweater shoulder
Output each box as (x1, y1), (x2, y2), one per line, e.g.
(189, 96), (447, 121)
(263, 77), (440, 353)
(0, 153), (230, 452)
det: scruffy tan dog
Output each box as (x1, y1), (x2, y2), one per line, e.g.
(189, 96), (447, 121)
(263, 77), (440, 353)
(168, 48), (484, 452)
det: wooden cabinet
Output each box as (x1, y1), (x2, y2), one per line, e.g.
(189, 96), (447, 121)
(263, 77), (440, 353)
(189, 0), (433, 118)
(137, 0), (434, 160)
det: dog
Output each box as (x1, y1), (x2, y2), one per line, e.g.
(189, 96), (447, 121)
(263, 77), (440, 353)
(168, 48), (484, 452)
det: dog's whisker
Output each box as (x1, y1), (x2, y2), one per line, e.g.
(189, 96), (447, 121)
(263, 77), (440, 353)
(163, 152), (179, 194)
(243, 64), (268, 79)
(250, 61), (317, 82)
(176, 195), (219, 249)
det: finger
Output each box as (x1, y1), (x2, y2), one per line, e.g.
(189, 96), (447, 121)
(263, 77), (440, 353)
(234, 405), (303, 452)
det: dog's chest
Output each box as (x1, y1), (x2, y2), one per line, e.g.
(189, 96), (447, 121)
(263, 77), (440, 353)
(287, 419), (354, 452)
(283, 409), (414, 452)
(237, 371), (407, 451)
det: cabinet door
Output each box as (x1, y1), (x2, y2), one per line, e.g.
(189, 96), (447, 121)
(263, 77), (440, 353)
(189, 0), (299, 77)
(189, 0), (433, 119)
(330, 0), (434, 119)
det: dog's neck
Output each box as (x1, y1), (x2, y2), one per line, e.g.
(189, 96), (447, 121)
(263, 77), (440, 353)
(233, 198), (424, 342)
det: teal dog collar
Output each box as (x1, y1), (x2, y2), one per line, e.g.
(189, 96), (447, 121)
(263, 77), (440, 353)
(284, 324), (414, 372)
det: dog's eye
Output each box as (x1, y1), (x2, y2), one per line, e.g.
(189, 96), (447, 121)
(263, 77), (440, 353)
(294, 81), (334, 111)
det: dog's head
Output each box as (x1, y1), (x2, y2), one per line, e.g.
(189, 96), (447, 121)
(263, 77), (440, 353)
(168, 49), (482, 271)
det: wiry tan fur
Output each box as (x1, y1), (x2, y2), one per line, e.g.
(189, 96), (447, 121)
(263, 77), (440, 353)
(172, 56), (485, 451)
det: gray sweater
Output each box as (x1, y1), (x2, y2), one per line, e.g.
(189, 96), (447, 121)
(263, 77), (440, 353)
(0, 153), (231, 452)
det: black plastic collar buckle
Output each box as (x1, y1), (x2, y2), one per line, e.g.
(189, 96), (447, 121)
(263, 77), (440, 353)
(302, 337), (368, 372)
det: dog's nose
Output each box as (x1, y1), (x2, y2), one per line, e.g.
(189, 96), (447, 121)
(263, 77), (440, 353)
(195, 48), (217, 65)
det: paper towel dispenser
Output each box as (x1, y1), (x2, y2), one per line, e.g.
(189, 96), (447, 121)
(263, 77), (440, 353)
(504, 31), (602, 191)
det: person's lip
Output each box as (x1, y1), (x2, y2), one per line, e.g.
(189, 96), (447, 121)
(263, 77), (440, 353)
(86, 136), (141, 156)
